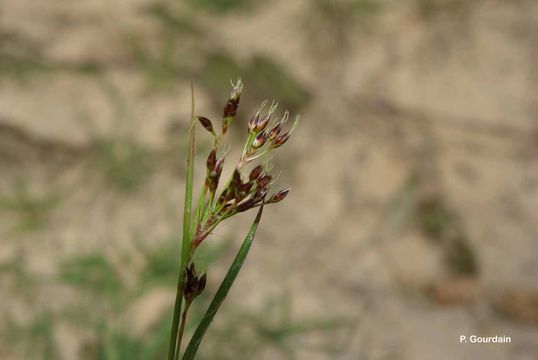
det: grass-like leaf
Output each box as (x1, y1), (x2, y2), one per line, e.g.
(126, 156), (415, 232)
(182, 204), (264, 360)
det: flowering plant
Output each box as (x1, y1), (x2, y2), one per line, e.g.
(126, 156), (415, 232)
(168, 79), (298, 360)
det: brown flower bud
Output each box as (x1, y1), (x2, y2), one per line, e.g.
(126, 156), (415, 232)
(223, 80), (242, 118)
(268, 123), (283, 141)
(236, 198), (256, 212)
(249, 165), (263, 181)
(222, 79), (242, 135)
(254, 114), (270, 133)
(272, 132), (290, 148)
(183, 264), (207, 301)
(198, 116), (215, 135)
(206, 149), (216, 171)
(184, 264), (197, 298)
(270, 189), (289, 203)
(223, 100), (239, 118)
(207, 156), (224, 193)
(248, 114), (259, 133)
(240, 182), (253, 194)
(254, 187), (268, 201)
(257, 174), (272, 188)
(252, 130), (267, 149)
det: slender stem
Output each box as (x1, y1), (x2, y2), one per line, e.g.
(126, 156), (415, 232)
(168, 81), (196, 360)
(175, 300), (192, 360)
(168, 272), (185, 360)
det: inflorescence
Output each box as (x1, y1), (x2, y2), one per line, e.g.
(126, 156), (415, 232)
(190, 79), (299, 255)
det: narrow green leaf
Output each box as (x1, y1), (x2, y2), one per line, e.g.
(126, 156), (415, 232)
(169, 81), (197, 360)
(182, 204), (264, 360)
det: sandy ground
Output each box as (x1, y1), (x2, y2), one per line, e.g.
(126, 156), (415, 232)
(1, 0), (538, 359)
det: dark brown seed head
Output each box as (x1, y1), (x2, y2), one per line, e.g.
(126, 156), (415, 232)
(208, 156), (224, 193)
(184, 264), (206, 301)
(206, 149), (216, 171)
(198, 116), (215, 135)
(270, 189), (289, 203)
(252, 130), (267, 149)
(248, 114), (259, 133)
(236, 198), (256, 212)
(257, 174), (272, 188)
(240, 182), (253, 194)
(272, 132), (290, 148)
(254, 114), (270, 133)
(268, 123), (283, 141)
(249, 165), (263, 181)
(184, 264), (197, 298)
(254, 187), (269, 201)
(223, 100), (239, 118)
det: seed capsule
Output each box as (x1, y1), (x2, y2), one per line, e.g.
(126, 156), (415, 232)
(198, 116), (215, 135)
(272, 133), (290, 148)
(240, 182), (253, 194)
(223, 100), (238, 118)
(254, 187), (268, 201)
(252, 130), (267, 149)
(236, 198), (256, 212)
(248, 114), (259, 133)
(183, 264), (207, 301)
(249, 165), (263, 181)
(254, 114), (270, 133)
(257, 174), (272, 188)
(268, 123), (283, 141)
(209, 158), (224, 193)
(223, 80), (242, 119)
(270, 189), (289, 203)
(206, 149), (216, 171)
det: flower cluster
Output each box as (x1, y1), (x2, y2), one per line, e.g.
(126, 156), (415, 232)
(190, 79), (298, 254)
(183, 263), (207, 302)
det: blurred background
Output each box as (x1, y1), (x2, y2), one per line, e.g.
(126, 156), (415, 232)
(1, 0), (538, 359)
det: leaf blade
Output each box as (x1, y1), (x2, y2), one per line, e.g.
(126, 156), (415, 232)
(182, 204), (264, 360)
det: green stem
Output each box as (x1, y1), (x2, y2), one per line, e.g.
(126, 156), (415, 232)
(168, 81), (196, 360)
(175, 300), (192, 360)
(168, 273), (185, 360)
